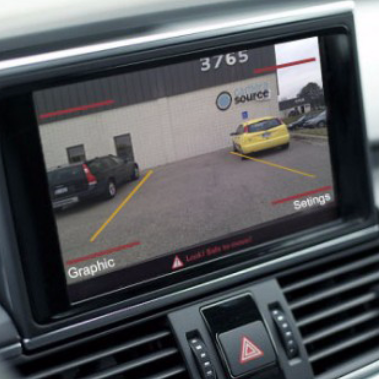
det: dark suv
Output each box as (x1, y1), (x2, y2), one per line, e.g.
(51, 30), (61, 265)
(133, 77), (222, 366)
(48, 155), (140, 210)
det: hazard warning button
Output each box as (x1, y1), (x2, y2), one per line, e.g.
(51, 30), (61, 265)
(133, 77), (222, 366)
(218, 321), (276, 377)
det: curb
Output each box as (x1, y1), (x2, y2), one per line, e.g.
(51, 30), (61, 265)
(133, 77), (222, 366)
(291, 132), (328, 141)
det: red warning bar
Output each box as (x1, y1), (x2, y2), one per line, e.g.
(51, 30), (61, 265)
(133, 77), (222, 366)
(254, 58), (316, 75)
(39, 99), (115, 120)
(271, 186), (333, 205)
(66, 241), (140, 265)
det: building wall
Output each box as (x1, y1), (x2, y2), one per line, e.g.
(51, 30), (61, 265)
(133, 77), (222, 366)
(39, 73), (280, 170)
(34, 45), (276, 124)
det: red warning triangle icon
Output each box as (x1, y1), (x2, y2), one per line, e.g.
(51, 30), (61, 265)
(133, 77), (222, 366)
(172, 255), (184, 270)
(239, 336), (264, 364)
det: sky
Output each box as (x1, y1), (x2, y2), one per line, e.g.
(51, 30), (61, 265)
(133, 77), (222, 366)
(275, 37), (323, 101)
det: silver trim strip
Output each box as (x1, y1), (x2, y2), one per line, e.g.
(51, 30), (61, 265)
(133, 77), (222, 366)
(0, 343), (22, 360)
(0, 1), (353, 72)
(341, 360), (379, 379)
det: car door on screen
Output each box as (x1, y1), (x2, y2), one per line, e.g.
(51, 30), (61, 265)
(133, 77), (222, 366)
(112, 156), (133, 181)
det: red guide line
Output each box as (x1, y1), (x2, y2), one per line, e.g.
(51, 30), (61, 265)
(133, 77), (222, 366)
(39, 100), (115, 119)
(66, 241), (141, 265)
(254, 58), (316, 74)
(272, 186), (333, 205)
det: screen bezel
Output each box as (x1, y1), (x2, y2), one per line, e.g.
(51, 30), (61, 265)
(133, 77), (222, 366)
(0, 15), (376, 323)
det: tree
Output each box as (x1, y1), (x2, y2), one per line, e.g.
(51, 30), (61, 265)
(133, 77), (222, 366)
(297, 82), (323, 99)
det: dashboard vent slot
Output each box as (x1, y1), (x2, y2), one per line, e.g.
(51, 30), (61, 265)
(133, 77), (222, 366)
(17, 317), (189, 379)
(279, 248), (379, 379)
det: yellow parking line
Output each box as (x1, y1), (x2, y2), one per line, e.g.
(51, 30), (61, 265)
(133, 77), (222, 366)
(90, 170), (154, 243)
(230, 152), (316, 178)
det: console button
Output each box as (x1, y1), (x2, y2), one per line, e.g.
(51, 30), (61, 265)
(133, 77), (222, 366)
(188, 337), (217, 379)
(271, 308), (299, 359)
(218, 321), (276, 377)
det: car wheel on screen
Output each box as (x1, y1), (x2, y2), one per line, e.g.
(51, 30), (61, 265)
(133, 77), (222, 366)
(233, 143), (238, 152)
(317, 121), (326, 128)
(132, 164), (140, 180)
(106, 180), (117, 199)
(282, 143), (290, 150)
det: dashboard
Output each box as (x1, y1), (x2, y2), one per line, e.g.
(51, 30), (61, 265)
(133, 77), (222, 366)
(1, 1), (379, 379)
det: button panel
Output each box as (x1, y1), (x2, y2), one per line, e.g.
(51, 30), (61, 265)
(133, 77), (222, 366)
(188, 337), (217, 379)
(271, 308), (299, 359)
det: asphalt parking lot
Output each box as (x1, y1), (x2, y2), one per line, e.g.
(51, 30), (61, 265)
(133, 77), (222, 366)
(56, 137), (335, 283)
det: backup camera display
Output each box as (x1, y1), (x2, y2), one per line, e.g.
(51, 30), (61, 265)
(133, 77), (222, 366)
(33, 37), (336, 298)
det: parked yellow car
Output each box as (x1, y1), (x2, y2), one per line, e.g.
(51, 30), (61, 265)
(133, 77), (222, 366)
(231, 117), (290, 154)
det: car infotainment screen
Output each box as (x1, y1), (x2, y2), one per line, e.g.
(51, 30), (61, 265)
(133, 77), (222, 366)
(33, 36), (337, 301)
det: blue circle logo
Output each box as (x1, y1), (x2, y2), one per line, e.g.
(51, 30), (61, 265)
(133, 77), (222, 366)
(216, 91), (232, 111)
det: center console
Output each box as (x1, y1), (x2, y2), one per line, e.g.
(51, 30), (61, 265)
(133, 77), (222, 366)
(0, 1), (378, 379)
